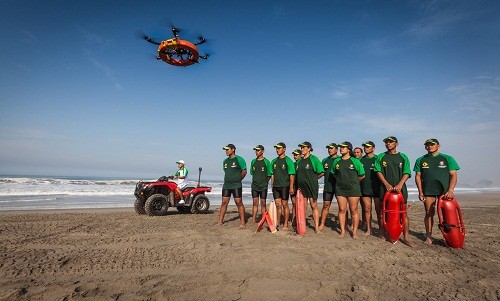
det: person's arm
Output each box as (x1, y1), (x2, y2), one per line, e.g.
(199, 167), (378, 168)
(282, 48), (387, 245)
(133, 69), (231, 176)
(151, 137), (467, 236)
(289, 175), (295, 194)
(377, 172), (393, 191)
(444, 170), (458, 199)
(415, 172), (424, 202)
(394, 174), (410, 193)
(241, 169), (247, 180)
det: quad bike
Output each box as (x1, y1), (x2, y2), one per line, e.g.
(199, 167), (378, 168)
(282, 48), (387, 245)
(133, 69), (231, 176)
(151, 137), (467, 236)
(134, 167), (211, 216)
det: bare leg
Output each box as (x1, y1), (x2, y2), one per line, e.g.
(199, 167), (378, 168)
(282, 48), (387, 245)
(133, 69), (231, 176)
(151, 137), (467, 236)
(251, 197), (259, 223)
(319, 200), (331, 231)
(374, 198), (385, 239)
(260, 197), (267, 221)
(291, 195), (296, 226)
(275, 199), (282, 227)
(282, 200), (290, 228)
(424, 196), (437, 244)
(336, 196), (348, 237)
(216, 197), (231, 225)
(348, 197), (360, 239)
(403, 204), (413, 247)
(309, 198), (320, 233)
(234, 198), (246, 227)
(361, 196), (373, 236)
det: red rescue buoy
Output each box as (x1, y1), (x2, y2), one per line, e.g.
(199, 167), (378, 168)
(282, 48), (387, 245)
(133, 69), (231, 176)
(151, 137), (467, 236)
(295, 189), (307, 235)
(382, 191), (406, 243)
(437, 196), (465, 248)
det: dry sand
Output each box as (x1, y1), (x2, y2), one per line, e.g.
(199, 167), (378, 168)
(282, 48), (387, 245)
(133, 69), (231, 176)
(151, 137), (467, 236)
(0, 193), (499, 301)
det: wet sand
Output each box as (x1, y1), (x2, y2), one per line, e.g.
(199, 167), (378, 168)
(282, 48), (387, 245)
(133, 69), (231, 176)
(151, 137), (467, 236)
(0, 193), (498, 300)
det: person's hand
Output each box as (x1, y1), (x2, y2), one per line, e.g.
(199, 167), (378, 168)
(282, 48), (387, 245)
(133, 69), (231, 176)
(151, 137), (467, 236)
(289, 187), (295, 195)
(393, 184), (403, 193)
(443, 190), (455, 200)
(385, 184), (394, 192)
(419, 194), (425, 202)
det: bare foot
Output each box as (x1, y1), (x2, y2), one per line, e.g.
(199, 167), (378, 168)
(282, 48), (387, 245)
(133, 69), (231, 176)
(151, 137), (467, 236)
(315, 229), (322, 234)
(282, 226), (289, 231)
(318, 225), (324, 231)
(362, 231), (371, 237)
(239, 224), (246, 229)
(425, 237), (433, 245)
(339, 231), (345, 238)
(352, 234), (358, 240)
(403, 239), (414, 247)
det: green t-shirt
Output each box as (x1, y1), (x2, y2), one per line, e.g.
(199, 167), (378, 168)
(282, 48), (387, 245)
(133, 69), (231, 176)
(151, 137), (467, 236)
(322, 155), (338, 193)
(332, 157), (365, 197)
(271, 156), (296, 187)
(413, 153), (460, 196)
(250, 157), (272, 191)
(374, 152), (411, 201)
(360, 154), (380, 196)
(223, 155), (247, 189)
(296, 154), (324, 199)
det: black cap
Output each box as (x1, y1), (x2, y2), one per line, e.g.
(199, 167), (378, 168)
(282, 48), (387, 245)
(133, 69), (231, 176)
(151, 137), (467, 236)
(338, 141), (353, 150)
(223, 143), (236, 150)
(362, 141), (375, 147)
(383, 136), (398, 143)
(424, 138), (439, 145)
(292, 149), (301, 155)
(274, 142), (286, 148)
(253, 144), (265, 150)
(298, 141), (313, 152)
(326, 143), (338, 149)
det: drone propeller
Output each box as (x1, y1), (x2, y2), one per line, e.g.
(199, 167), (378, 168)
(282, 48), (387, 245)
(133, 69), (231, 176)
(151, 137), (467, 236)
(195, 36), (207, 46)
(135, 30), (161, 45)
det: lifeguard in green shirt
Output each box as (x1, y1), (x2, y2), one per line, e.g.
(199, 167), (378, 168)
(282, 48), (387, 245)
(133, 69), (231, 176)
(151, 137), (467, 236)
(216, 143), (247, 228)
(332, 141), (365, 239)
(319, 143), (339, 231)
(374, 136), (413, 246)
(296, 141), (324, 234)
(414, 138), (460, 245)
(250, 144), (272, 224)
(271, 142), (296, 229)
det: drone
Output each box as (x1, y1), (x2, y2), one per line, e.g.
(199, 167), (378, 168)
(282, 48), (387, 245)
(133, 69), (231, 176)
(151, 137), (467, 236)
(141, 25), (209, 67)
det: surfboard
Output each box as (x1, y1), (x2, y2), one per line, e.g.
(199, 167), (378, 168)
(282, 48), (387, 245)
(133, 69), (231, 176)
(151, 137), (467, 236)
(382, 191), (406, 243)
(295, 189), (307, 235)
(268, 200), (277, 229)
(437, 196), (465, 248)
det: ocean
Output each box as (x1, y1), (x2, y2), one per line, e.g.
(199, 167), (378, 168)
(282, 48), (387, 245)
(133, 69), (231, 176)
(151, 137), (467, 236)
(0, 176), (499, 211)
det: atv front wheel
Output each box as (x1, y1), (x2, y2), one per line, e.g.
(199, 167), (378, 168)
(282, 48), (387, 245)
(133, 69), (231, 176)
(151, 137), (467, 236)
(191, 194), (210, 214)
(145, 194), (169, 216)
(134, 198), (146, 214)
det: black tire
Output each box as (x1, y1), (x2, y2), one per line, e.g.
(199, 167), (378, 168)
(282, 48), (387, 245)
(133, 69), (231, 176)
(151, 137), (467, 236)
(144, 194), (169, 216)
(191, 194), (210, 214)
(176, 206), (191, 213)
(134, 198), (146, 215)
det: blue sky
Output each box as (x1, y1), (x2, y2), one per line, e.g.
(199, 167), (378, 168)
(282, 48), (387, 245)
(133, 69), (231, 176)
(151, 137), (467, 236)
(1, 0), (499, 182)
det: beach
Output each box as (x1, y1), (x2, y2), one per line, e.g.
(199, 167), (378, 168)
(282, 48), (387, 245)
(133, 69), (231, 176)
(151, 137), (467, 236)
(0, 193), (498, 301)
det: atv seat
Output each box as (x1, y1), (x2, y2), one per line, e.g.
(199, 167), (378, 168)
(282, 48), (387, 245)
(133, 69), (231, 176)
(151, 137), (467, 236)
(181, 186), (195, 192)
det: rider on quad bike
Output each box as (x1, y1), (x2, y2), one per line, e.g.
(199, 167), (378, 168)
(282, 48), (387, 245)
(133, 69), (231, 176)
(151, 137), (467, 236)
(134, 167), (211, 216)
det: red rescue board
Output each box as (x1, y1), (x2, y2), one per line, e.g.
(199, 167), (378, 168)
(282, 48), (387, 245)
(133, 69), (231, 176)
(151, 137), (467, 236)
(437, 196), (465, 248)
(295, 189), (307, 235)
(382, 191), (406, 243)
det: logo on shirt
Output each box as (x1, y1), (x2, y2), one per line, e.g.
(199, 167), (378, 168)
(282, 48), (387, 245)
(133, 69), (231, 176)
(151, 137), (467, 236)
(370, 163), (374, 170)
(305, 164), (311, 170)
(335, 164), (340, 170)
(382, 161), (387, 167)
(282, 164), (286, 169)
(231, 162), (238, 168)
(398, 162), (403, 169)
(324, 163), (329, 169)
(349, 164), (355, 170)
(422, 162), (429, 169)
(438, 161), (448, 168)
(261, 166), (265, 172)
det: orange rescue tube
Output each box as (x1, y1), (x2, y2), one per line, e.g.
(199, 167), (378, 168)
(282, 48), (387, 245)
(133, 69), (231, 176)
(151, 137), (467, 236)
(437, 196), (465, 248)
(382, 191), (406, 243)
(295, 189), (307, 235)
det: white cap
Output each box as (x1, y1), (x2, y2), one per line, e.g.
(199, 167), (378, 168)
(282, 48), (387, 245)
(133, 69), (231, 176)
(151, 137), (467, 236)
(176, 160), (185, 164)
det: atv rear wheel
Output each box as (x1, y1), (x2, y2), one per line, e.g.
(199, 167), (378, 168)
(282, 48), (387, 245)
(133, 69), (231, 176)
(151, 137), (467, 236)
(191, 194), (210, 214)
(145, 194), (169, 216)
(134, 198), (146, 214)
